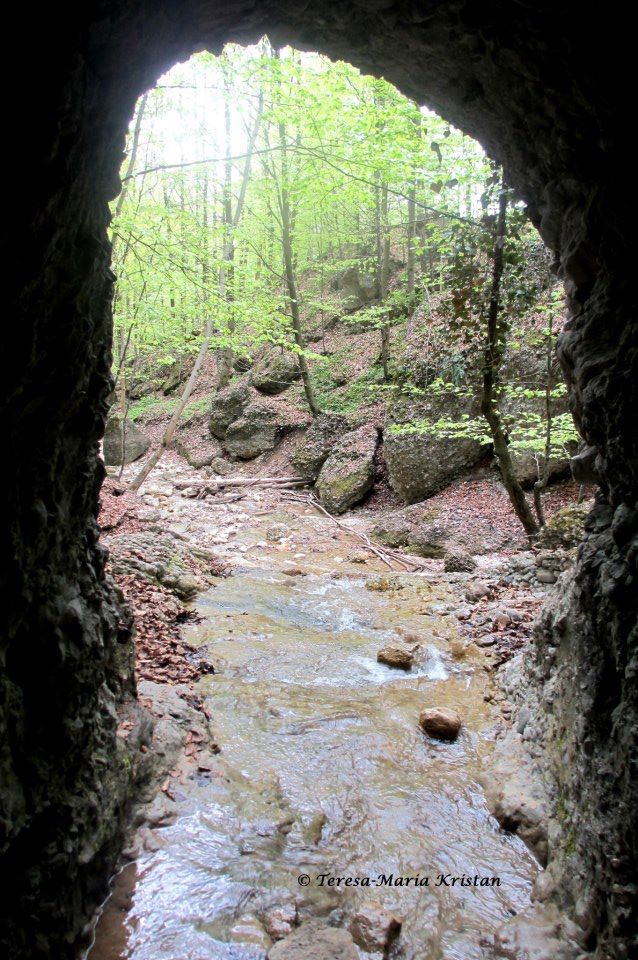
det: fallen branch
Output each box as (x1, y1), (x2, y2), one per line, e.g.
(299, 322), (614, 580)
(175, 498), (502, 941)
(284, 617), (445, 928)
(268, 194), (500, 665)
(174, 475), (306, 490)
(281, 492), (430, 572)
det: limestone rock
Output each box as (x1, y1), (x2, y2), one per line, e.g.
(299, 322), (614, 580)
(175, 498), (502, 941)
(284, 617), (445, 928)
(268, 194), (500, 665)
(316, 424), (378, 514)
(266, 523), (291, 541)
(539, 502), (590, 550)
(261, 904), (296, 941)
(349, 902), (401, 954)
(222, 402), (288, 459)
(419, 707), (462, 741)
(208, 456), (234, 476)
(377, 645), (414, 670)
(268, 921), (358, 960)
(251, 348), (301, 395)
(291, 412), (349, 480)
(384, 394), (490, 504)
(103, 416), (149, 465)
(209, 379), (251, 439)
(465, 581), (491, 602)
(444, 550), (477, 573)
(330, 263), (378, 311)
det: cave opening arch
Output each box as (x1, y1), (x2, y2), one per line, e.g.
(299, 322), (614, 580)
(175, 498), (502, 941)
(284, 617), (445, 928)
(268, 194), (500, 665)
(2, 3), (635, 958)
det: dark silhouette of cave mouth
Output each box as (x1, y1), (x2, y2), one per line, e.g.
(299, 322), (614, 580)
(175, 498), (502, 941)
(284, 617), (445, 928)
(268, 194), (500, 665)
(1, 4), (636, 958)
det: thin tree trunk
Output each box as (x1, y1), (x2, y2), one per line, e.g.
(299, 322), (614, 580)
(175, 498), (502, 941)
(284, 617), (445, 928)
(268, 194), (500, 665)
(129, 84), (263, 492)
(376, 178), (391, 380)
(275, 53), (319, 417)
(216, 71), (237, 391)
(480, 178), (539, 540)
(533, 309), (554, 526)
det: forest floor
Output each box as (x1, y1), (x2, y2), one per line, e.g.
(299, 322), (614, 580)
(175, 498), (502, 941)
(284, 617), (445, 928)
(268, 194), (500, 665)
(100, 448), (585, 699)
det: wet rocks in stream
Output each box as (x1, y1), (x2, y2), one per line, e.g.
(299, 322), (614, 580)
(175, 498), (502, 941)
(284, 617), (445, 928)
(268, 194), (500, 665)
(377, 644), (414, 670)
(419, 707), (462, 741)
(267, 920), (359, 960)
(349, 902), (402, 955)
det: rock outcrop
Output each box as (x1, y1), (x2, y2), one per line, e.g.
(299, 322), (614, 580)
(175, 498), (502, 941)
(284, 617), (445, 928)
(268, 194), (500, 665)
(251, 348), (301, 395)
(291, 412), (349, 480)
(223, 399), (307, 460)
(103, 416), (149, 465)
(315, 424), (378, 514)
(209, 379), (251, 440)
(384, 394), (490, 504)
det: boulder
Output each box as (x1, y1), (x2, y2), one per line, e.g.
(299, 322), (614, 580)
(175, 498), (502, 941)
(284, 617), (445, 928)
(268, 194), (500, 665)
(222, 403), (282, 460)
(444, 550), (477, 573)
(208, 456), (234, 476)
(330, 264), (378, 311)
(377, 645), (413, 670)
(291, 412), (349, 480)
(384, 393), (490, 504)
(407, 521), (453, 558)
(251, 349), (301, 395)
(268, 921), (358, 960)
(315, 424), (378, 514)
(103, 416), (149, 466)
(349, 903), (401, 955)
(419, 707), (462, 741)
(538, 501), (590, 550)
(209, 379), (251, 439)
(509, 448), (574, 487)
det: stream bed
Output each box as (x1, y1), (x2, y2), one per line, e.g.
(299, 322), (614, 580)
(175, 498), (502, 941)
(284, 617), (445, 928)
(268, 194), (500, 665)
(88, 504), (539, 959)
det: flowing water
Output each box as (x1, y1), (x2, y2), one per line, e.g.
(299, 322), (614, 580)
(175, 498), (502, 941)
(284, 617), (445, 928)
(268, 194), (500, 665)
(88, 504), (538, 959)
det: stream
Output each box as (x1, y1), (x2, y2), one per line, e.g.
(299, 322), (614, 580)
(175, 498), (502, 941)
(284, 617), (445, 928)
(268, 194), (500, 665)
(89, 498), (539, 959)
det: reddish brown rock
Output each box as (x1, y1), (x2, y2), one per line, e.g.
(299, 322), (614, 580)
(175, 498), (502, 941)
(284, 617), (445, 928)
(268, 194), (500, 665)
(419, 707), (462, 741)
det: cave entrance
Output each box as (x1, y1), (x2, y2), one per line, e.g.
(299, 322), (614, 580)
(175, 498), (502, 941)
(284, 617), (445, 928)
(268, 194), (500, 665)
(3, 5), (635, 959)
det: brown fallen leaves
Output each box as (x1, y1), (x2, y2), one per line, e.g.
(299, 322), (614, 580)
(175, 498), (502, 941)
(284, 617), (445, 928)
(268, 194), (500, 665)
(114, 572), (209, 684)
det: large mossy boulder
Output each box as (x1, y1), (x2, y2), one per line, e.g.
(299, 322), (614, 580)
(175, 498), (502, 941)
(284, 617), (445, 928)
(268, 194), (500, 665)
(384, 394), (490, 504)
(291, 412), (349, 480)
(538, 501), (590, 549)
(209, 379), (251, 440)
(251, 348), (301, 395)
(103, 416), (149, 466)
(315, 424), (378, 514)
(222, 400), (307, 460)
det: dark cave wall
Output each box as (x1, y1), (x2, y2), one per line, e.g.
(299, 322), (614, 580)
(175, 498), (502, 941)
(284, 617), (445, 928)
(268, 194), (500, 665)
(1, 2), (635, 957)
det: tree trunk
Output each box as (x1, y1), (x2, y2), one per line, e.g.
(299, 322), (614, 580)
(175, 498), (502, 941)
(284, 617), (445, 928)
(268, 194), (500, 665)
(533, 309), (554, 526)
(129, 82), (263, 491)
(376, 177), (391, 380)
(480, 178), (539, 540)
(275, 54), (319, 417)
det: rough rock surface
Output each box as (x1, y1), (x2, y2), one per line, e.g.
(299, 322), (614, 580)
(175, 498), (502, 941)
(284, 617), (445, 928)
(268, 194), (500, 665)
(291, 412), (349, 480)
(349, 903), (401, 954)
(103, 416), (150, 465)
(330, 263), (377, 311)
(4, 4), (636, 958)
(209, 379), (251, 439)
(384, 394), (490, 504)
(377, 645), (414, 670)
(268, 921), (359, 960)
(105, 530), (215, 599)
(315, 424), (378, 514)
(223, 400), (305, 460)
(419, 707), (462, 741)
(444, 550), (477, 573)
(251, 348), (301, 395)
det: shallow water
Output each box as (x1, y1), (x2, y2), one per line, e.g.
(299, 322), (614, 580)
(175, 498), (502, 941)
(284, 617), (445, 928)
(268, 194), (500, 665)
(88, 509), (538, 959)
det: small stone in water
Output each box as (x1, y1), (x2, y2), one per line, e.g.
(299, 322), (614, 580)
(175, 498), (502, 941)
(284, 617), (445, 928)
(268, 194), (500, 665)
(419, 707), (462, 741)
(377, 646), (414, 670)
(349, 902), (402, 953)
